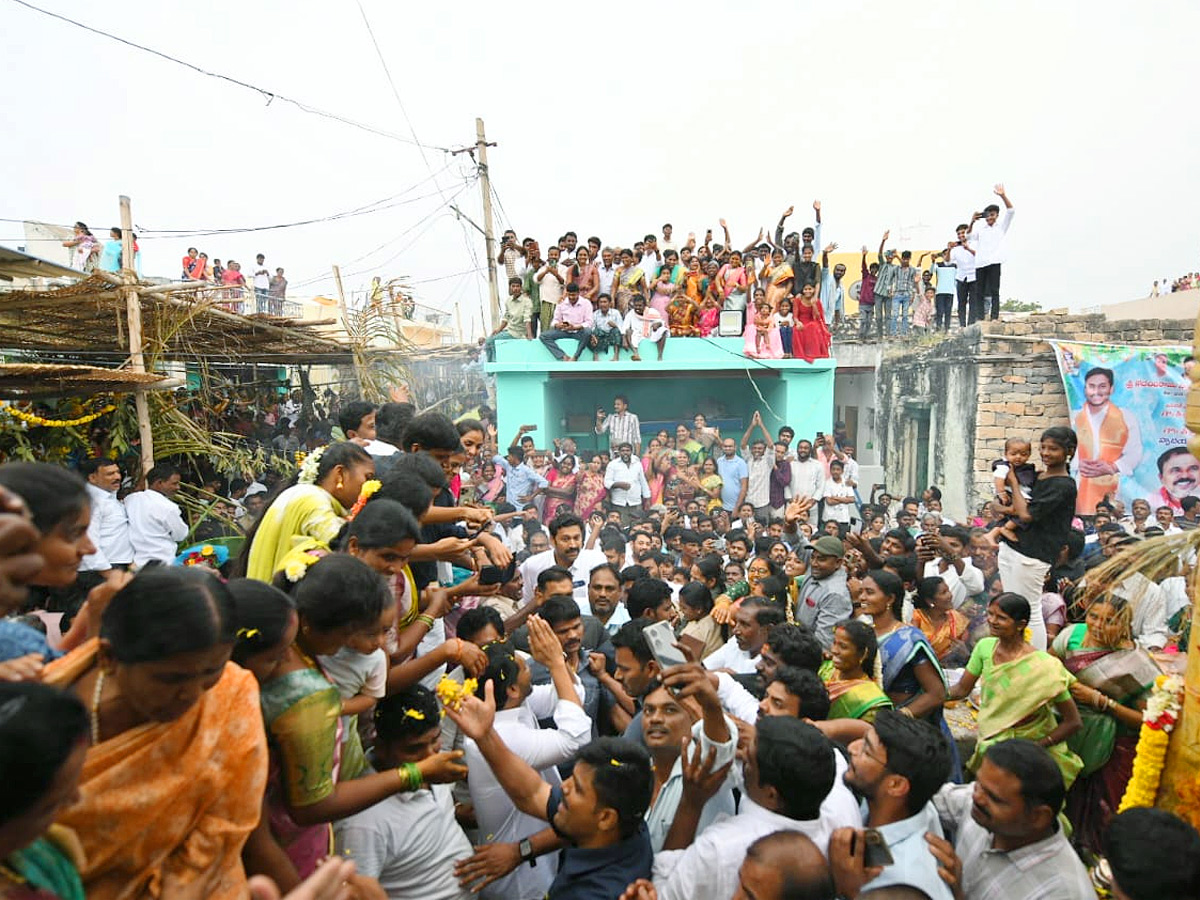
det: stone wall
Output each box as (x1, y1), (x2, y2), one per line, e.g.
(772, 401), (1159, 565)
(875, 330), (982, 520)
(874, 313), (1196, 520)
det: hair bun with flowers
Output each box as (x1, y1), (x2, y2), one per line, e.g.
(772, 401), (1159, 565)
(283, 551), (323, 584)
(297, 446), (327, 485)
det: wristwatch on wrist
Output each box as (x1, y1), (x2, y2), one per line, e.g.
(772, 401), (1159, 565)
(519, 837), (536, 866)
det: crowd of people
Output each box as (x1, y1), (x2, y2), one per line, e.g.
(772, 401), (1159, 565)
(178, 247), (289, 315)
(57, 220), (289, 315)
(483, 187), (1016, 364)
(0, 387), (1198, 900)
(1153, 272), (1200, 296)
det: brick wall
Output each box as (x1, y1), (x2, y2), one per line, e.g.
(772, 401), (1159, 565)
(875, 313), (1196, 519)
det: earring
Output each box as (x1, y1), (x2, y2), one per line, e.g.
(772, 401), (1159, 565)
(336, 478), (344, 490)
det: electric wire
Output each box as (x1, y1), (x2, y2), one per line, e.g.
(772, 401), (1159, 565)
(6, 0), (454, 151)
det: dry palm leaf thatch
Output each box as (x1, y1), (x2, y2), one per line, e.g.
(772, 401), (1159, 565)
(1072, 530), (1200, 617)
(340, 300), (415, 404)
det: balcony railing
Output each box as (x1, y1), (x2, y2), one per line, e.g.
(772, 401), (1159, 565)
(186, 285), (301, 319)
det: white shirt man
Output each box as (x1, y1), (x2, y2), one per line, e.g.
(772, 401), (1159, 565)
(604, 452), (652, 510)
(969, 207), (1015, 269)
(253, 257), (270, 291)
(124, 469), (188, 566)
(518, 546), (606, 613)
(702, 636), (758, 675)
(463, 666), (590, 900)
(652, 736), (859, 900)
(596, 252), (618, 297)
(787, 451), (825, 501)
(334, 778), (473, 900)
(535, 256), (566, 313)
(79, 464), (133, 572)
(923, 556), (985, 609)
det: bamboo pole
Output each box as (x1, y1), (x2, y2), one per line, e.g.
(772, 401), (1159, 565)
(119, 196), (154, 478)
(332, 265), (366, 395)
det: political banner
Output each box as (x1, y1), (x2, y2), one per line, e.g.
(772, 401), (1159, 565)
(1048, 341), (1195, 516)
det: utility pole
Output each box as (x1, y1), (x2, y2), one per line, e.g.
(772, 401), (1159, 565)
(476, 118), (501, 331)
(119, 195), (154, 479)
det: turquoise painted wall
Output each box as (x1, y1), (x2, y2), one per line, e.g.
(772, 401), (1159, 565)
(490, 338), (834, 455)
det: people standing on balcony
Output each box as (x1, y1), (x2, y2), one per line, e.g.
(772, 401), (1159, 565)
(252, 254), (271, 314)
(873, 233), (898, 339)
(270, 268), (288, 316)
(820, 244), (846, 328)
(63, 222), (100, 271)
(534, 246), (566, 337)
(220, 260), (246, 311)
(97, 227), (123, 273)
(893, 250), (920, 337)
(951, 223), (977, 326)
(969, 184), (1014, 321)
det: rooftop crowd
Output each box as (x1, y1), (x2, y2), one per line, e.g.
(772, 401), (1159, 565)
(0, 383), (1198, 900)
(483, 186), (1015, 364)
(59, 221), (288, 315)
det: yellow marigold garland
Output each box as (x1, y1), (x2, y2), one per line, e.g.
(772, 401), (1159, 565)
(3, 404), (116, 428)
(435, 675), (478, 714)
(346, 479), (382, 521)
(1117, 673), (1184, 812)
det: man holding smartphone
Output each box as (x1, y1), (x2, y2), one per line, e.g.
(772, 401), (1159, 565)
(969, 184), (1015, 321)
(831, 710), (955, 900)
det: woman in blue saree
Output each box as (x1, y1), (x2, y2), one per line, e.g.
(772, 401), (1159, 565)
(857, 569), (962, 781)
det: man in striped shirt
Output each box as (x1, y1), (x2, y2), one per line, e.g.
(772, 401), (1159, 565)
(595, 394), (641, 456)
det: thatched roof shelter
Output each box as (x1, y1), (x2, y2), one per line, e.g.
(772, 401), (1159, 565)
(0, 266), (355, 365)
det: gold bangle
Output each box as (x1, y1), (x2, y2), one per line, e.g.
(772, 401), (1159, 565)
(417, 614), (435, 628)
(396, 766), (410, 790)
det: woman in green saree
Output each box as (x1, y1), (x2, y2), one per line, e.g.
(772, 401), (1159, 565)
(243, 556), (467, 879)
(1052, 594), (1157, 853)
(949, 592), (1084, 788)
(819, 619), (893, 723)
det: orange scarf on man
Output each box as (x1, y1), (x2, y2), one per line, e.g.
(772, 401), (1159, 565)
(1074, 403), (1129, 513)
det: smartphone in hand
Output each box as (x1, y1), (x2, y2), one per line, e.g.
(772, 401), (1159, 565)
(644, 620), (687, 670)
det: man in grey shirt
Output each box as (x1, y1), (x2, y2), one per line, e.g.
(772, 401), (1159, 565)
(927, 740), (1097, 900)
(793, 536), (852, 650)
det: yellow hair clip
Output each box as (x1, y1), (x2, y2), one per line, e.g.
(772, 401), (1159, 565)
(236, 627), (260, 640)
(609, 758), (624, 767)
(402, 708), (426, 721)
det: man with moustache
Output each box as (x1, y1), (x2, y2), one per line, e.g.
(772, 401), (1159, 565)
(1145, 446), (1200, 514)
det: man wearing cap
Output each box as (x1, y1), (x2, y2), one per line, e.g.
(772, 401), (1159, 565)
(539, 282), (593, 362)
(794, 536), (852, 650)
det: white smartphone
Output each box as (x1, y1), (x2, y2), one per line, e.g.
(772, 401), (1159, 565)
(644, 620), (687, 670)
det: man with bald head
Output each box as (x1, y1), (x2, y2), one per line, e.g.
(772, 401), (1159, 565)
(735, 831), (834, 900)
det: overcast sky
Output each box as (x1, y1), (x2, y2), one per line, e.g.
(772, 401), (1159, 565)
(3, 0), (1198, 340)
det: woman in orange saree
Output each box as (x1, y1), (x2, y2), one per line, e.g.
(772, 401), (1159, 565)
(43, 568), (267, 900)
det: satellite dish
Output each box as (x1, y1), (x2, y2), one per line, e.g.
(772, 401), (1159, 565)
(849, 280), (862, 302)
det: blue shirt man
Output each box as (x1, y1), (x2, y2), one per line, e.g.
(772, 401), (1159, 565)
(493, 448), (549, 505)
(715, 438), (749, 512)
